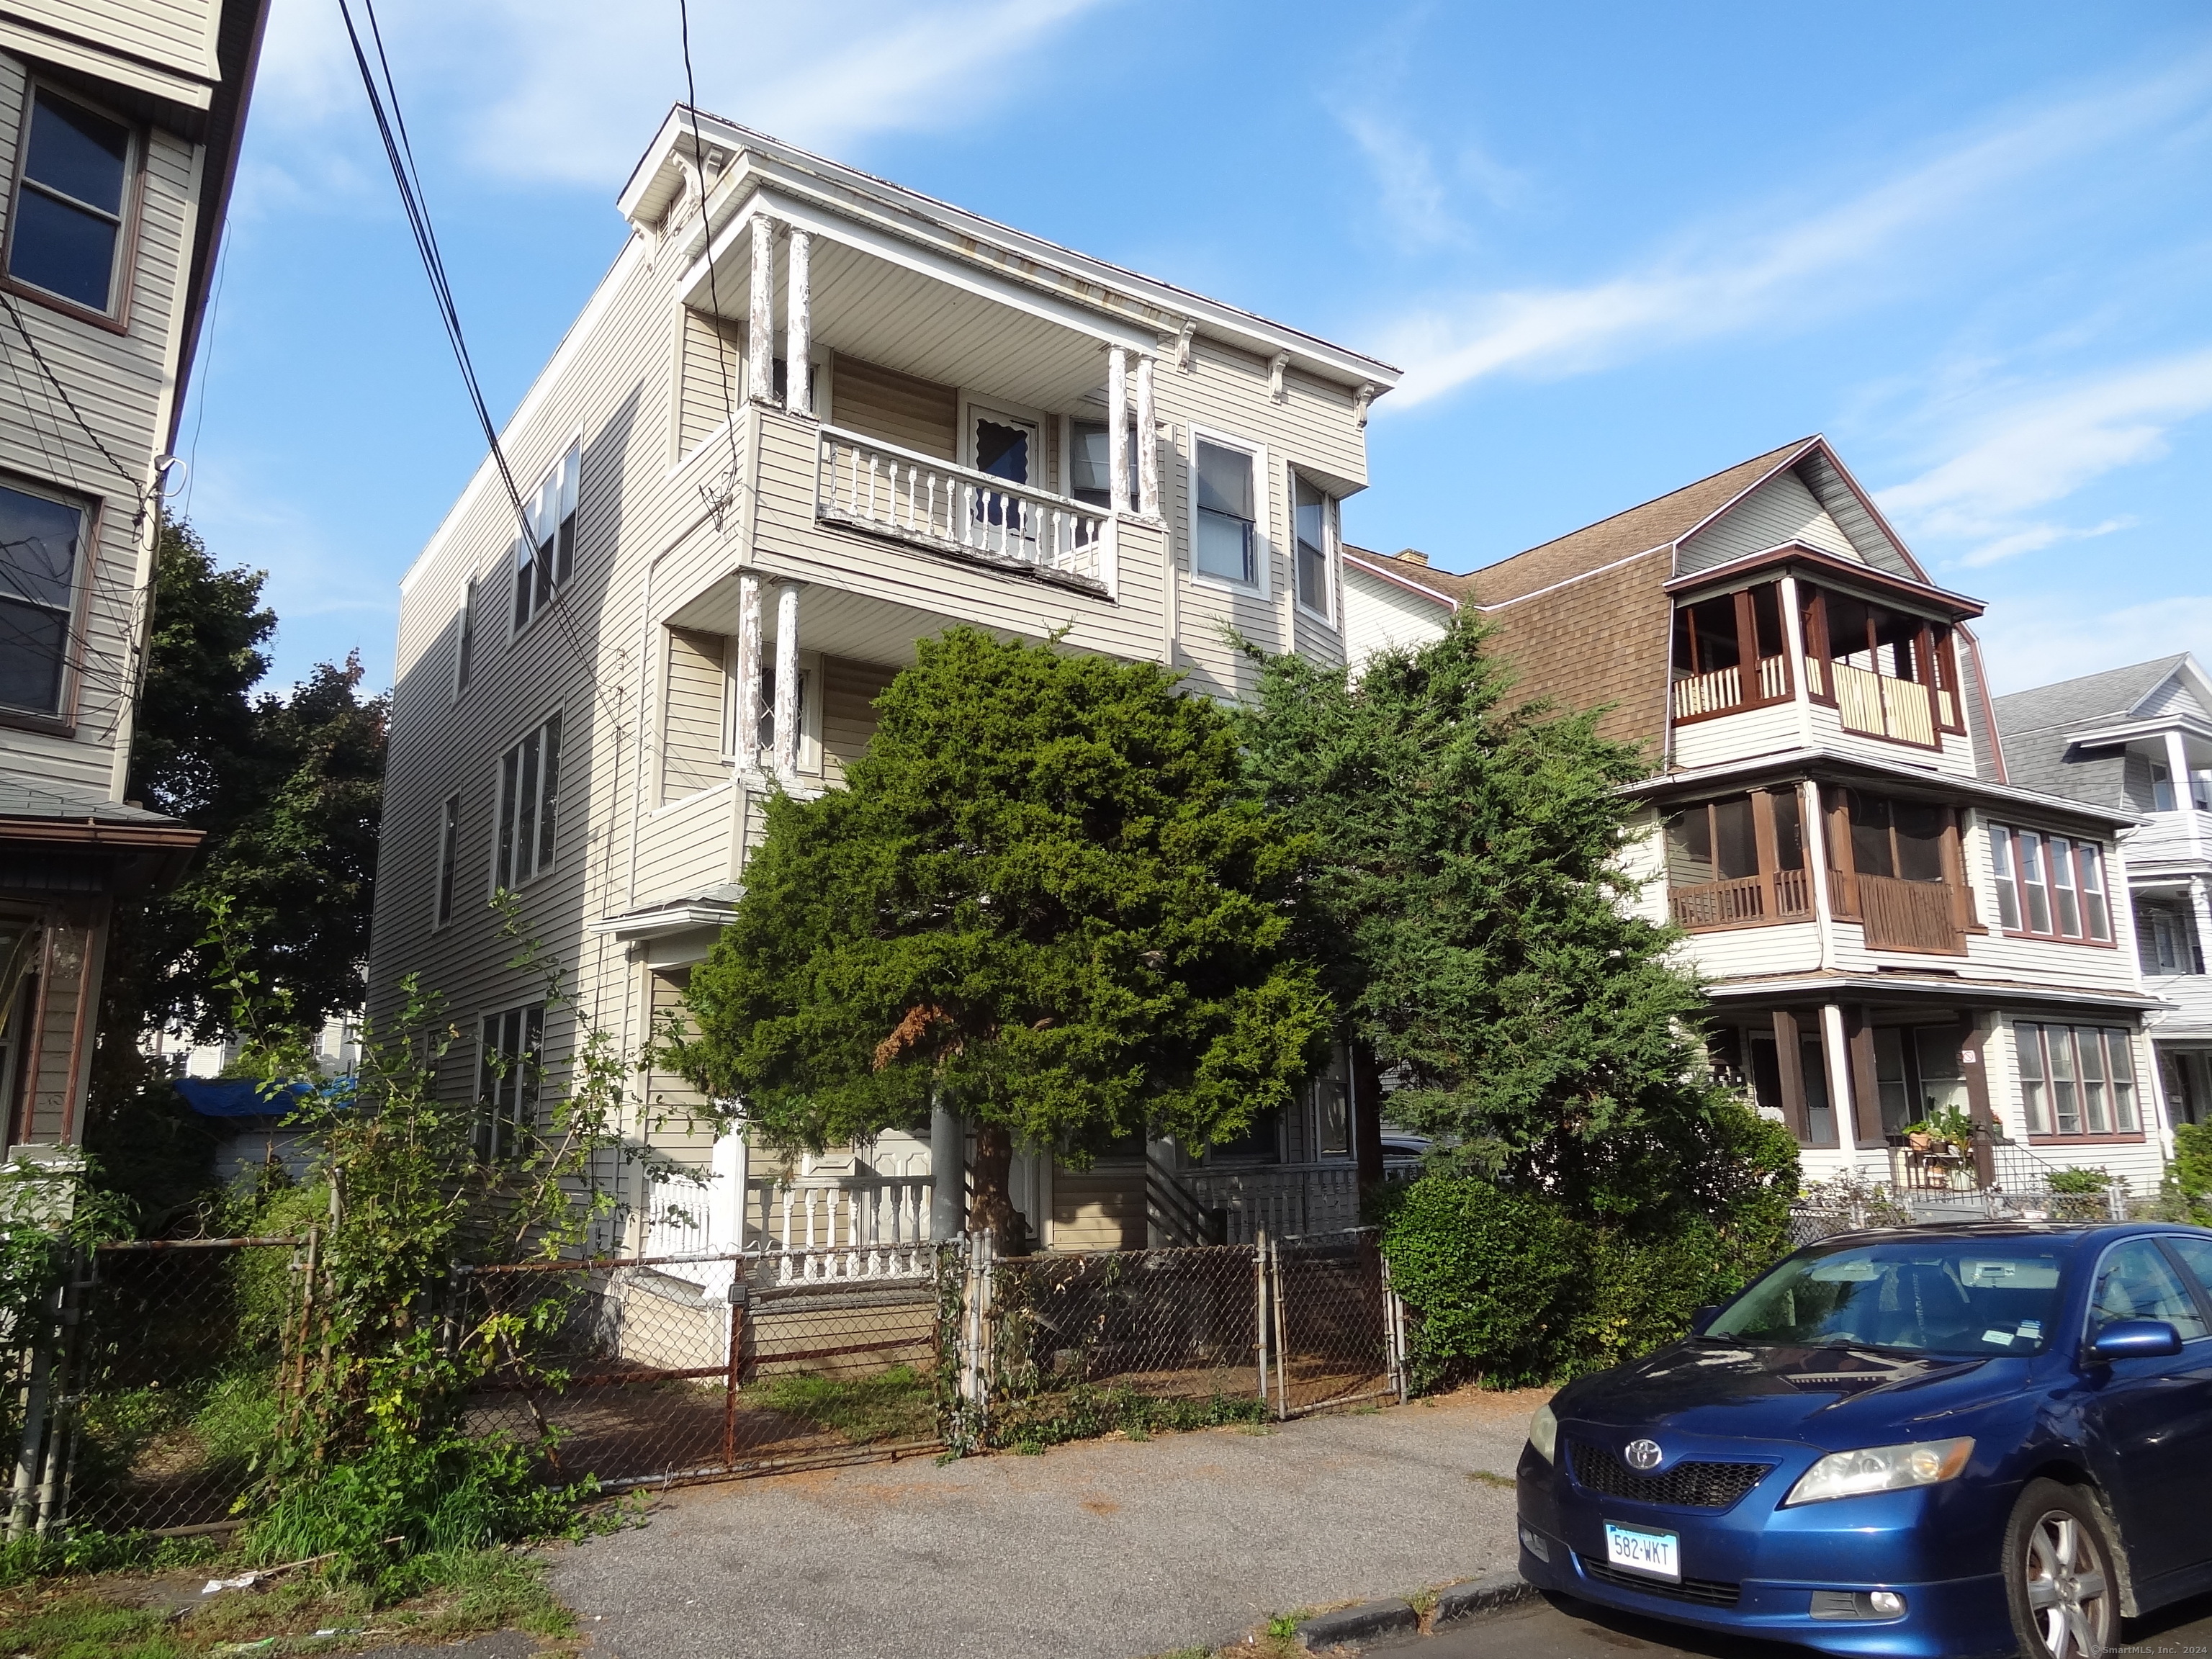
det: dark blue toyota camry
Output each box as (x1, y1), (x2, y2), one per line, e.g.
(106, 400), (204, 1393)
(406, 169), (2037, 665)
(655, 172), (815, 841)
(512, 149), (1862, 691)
(1515, 1222), (2212, 1659)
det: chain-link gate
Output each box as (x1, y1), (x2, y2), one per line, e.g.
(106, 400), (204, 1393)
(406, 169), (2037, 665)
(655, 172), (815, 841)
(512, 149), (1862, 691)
(453, 1246), (948, 1491)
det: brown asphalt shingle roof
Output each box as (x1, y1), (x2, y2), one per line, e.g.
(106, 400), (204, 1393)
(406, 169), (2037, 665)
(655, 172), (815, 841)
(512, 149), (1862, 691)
(1470, 436), (1820, 608)
(1343, 544), (1477, 606)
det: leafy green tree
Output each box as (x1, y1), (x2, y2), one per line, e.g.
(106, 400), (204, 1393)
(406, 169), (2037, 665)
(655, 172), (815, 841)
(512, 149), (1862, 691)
(1238, 611), (1795, 1228)
(665, 627), (1331, 1242)
(88, 521), (386, 1231)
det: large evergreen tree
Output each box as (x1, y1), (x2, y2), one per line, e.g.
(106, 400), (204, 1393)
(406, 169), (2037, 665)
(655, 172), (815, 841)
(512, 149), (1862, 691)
(666, 627), (1331, 1241)
(1238, 612), (1791, 1226)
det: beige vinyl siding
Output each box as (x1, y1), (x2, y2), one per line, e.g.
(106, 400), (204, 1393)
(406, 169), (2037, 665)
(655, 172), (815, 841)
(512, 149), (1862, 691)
(1676, 469), (1860, 573)
(1671, 701), (1804, 770)
(0, 64), (195, 803)
(819, 655), (894, 786)
(1342, 565), (1452, 669)
(675, 308), (741, 459)
(0, 1), (217, 101)
(660, 626), (727, 801)
(1051, 1163), (1146, 1251)
(828, 352), (957, 459)
(1803, 701), (1980, 779)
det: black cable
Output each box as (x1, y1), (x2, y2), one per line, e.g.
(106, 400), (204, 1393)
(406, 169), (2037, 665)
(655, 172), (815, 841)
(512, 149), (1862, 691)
(678, 0), (742, 477)
(0, 290), (153, 516)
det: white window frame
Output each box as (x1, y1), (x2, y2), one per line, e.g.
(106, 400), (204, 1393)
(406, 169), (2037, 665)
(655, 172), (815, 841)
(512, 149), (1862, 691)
(1289, 465), (1338, 626)
(433, 791), (462, 929)
(490, 711), (563, 894)
(1186, 425), (1269, 599)
(508, 438), (583, 640)
(723, 642), (824, 776)
(475, 1001), (545, 1163)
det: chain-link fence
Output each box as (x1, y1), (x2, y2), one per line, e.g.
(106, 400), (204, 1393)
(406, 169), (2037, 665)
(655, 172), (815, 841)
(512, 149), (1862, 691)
(960, 1228), (1405, 1449)
(53, 1238), (303, 1536)
(454, 1246), (946, 1491)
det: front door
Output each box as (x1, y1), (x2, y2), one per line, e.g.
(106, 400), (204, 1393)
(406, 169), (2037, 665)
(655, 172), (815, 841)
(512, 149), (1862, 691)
(2079, 1238), (2212, 1590)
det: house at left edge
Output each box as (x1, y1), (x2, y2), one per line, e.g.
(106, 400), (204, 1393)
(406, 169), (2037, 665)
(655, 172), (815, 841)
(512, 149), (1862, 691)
(367, 109), (1403, 1264)
(0, 0), (270, 1164)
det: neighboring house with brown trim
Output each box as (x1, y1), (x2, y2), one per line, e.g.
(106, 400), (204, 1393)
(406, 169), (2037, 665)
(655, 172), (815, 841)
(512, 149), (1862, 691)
(1995, 655), (2212, 1136)
(1339, 438), (2173, 1197)
(0, 0), (268, 1160)
(367, 109), (1403, 1261)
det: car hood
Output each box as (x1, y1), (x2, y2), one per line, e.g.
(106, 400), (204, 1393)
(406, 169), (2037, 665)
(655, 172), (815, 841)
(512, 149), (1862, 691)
(1556, 1339), (2030, 1444)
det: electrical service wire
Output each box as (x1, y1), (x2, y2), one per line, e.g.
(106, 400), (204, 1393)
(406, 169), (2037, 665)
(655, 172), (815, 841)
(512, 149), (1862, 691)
(677, 0), (742, 480)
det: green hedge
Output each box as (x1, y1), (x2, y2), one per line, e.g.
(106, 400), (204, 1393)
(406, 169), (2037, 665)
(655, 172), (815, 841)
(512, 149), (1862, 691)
(1380, 1176), (1778, 1389)
(2167, 1123), (2212, 1223)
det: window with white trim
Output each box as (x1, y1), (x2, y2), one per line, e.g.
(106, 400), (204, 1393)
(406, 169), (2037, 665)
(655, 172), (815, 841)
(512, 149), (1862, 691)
(434, 793), (461, 926)
(1987, 825), (2112, 943)
(493, 714), (562, 891)
(6, 87), (136, 316)
(2015, 1022), (2139, 1138)
(1292, 472), (1334, 619)
(476, 1002), (543, 1161)
(1193, 439), (1257, 587)
(453, 576), (477, 696)
(1069, 418), (1136, 509)
(511, 442), (580, 634)
(0, 479), (89, 717)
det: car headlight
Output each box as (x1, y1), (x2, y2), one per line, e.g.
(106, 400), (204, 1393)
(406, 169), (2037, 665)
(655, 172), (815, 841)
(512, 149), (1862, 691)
(1784, 1437), (1974, 1506)
(1529, 1402), (1559, 1464)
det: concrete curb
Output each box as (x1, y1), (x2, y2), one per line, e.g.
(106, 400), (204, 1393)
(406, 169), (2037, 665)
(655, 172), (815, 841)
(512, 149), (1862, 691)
(1293, 1573), (1537, 1650)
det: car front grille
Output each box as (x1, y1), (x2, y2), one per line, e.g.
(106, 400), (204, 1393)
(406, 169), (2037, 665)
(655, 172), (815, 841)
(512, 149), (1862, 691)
(1577, 1555), (1743, 1606)
(1569, 1442), (1772, 1509)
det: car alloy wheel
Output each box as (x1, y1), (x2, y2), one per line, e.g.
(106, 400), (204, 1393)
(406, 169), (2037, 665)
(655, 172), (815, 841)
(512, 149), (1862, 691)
(2005, 1479), (2118, 1659)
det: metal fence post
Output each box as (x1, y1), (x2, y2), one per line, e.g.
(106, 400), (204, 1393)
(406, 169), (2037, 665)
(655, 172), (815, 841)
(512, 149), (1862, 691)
(722, 1278), (747, 1473)
(1270, 1236), (1289, 1421)
(6, 1266), (65, 1539)
(1252, 1228), (1269, 1406)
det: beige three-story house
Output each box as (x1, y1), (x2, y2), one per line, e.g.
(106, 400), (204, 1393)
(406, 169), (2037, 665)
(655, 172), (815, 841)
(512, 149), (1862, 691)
(1, 0), (267, 1164)
(369, 109), (1402, 1256)
(1344, 439), (2177, 1201)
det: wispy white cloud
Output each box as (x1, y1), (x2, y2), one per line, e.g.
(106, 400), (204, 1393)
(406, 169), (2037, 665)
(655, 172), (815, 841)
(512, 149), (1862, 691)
(253, 0), (1113, 191)
(1377, 54), (2212, 410)
(1977, 594), (2212, 695)
(1875, 346), (2212, 565)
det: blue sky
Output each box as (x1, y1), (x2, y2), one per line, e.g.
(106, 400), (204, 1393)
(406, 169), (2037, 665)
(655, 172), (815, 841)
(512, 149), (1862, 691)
(181, 0), (2212, 698)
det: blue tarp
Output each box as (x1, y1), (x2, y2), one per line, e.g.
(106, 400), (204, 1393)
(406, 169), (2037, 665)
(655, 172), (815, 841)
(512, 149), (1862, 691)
(174, 1078), (314, 1118)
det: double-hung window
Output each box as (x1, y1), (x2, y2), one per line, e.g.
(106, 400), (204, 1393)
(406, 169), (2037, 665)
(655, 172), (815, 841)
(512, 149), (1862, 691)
(0, 480), (89, 719)
(1069, 418), (1136, 509)
(1987, 825), (2111, 943)
(2016, 1023), (2139, 1138)
(511, 442), (580, 633)
(434, 793), (462, 926)
(477, 1003), (544, 1161)
(453, 576), (477, 696)
(6, 88), (135, 317)
(1292, 473), (1334, 619)
(1194, 439), (1257, 587)
(493, 714), (562, 891)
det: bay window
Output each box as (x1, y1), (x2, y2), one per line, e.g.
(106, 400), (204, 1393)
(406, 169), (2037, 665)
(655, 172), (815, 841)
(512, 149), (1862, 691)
(2016, 1022), (2139, 1138)
(1987, 825), (2112, 943)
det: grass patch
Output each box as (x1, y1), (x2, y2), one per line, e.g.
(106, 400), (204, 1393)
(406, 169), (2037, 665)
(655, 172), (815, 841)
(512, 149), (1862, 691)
(989, 1386), (1270, 1451)
(746, 1365), (936, 1445)
(0, 1532), (226, 1592)
(0, 1546), (572, 1658)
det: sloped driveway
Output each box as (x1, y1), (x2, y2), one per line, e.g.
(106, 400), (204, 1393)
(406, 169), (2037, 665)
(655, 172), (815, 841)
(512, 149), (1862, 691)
(545, 1385), (1542, 1659)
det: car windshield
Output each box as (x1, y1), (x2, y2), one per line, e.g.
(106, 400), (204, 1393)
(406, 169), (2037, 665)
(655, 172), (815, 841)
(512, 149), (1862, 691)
(1704, 1238), (2068, 1356)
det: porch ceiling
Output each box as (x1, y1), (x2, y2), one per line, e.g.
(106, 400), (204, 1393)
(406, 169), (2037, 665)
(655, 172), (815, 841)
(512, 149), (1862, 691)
(665, 578), (1021, 669)
(689, 227), (1133, 415)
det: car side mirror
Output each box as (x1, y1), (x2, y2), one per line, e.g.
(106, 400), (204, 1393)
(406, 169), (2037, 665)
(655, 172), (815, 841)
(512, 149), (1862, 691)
(1689, 1305), (1722, 1336)
(2089, 1320), (2184, 1361)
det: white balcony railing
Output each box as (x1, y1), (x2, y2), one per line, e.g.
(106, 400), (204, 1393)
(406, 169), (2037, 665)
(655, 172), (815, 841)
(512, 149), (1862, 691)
(1671, 655), (1789, 720)
(1832, 661), (1936, 747)
(817, 426), (1107, 587)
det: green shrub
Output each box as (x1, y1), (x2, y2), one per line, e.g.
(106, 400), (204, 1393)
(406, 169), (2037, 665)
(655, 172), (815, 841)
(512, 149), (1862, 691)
(2166, 1123), (2212, 1223)
(2045, 1166), (2120, 1196)
(1377, 1177), (1583, 1389)
(1563, 1218), (1751, 1375)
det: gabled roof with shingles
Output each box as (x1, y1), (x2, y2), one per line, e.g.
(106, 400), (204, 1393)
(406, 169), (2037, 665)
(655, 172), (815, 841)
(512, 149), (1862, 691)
(1990, 655), (2195, 742)
(1470, 437), (1819, 607)
(1343, 544), (1475, 608)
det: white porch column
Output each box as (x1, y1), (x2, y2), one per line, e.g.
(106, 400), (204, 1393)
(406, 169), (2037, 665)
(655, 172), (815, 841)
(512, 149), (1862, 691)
(2189, 873), (2212, 974)
(2164, 730), (2193, 812)
(1820, 1002), (1858, 1156)
(1134, 353), (1158, 517)
(1106, 347), (1130, 516)
(771, 580), (801, 783)
(785, 228), (811, 416)
(733, 573), (763, 773)
(748, 215), (777, 404)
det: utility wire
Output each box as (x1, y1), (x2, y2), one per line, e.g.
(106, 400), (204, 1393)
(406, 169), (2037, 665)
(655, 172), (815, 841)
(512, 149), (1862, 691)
(678, 0), (742, 484)
(0, 290), (154, 520)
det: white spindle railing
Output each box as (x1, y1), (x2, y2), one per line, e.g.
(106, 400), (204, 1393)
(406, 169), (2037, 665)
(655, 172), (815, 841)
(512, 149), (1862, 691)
(745, 1175), (935, 1285)
(817, 426), (1107, 585)
(1671, 655), (1789, 719)
(1833, 661), (1938, 747)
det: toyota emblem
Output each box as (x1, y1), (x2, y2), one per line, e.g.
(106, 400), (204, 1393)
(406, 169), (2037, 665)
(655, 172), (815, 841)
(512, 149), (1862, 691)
(1624, 1439), (1663, 1472)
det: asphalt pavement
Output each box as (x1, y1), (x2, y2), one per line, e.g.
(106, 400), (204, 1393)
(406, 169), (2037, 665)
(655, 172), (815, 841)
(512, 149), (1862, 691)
(1384, 1588), (2212, 1658)
(542, 1385), (1544, 1659)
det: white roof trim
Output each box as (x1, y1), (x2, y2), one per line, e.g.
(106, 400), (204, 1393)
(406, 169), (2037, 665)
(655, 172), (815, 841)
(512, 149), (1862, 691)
(1344, 552), (1459, 610)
